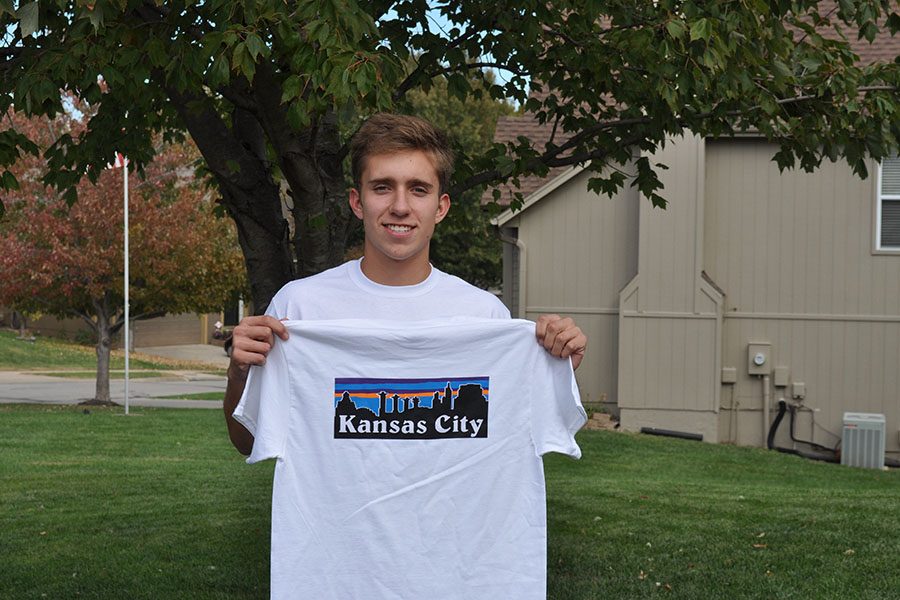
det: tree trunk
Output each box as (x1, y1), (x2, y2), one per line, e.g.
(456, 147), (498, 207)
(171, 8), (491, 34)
(248, 70), (354, 279)
(285, 113), (354, 278)
(166, 87), (295, 313)
(89, 297), (114, 406)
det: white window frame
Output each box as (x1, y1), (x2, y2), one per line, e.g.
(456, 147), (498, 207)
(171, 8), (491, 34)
(876, 156), (900, 252)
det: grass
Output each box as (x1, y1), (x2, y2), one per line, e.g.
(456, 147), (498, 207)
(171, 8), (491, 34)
(1, 404), (898, 599)
(0, 329), (221, 372)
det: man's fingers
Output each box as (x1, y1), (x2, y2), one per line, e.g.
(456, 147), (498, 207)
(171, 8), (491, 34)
(271, 317), (289, 340)
(551, 327), (581, 357)
(227, 315), (289, 379)
(233, 338), (272, 356)
(535, 314), (560, 343)
(542, 317), (575, 351)
(535, 313), (587, 370)
(238, 324), (277, 344)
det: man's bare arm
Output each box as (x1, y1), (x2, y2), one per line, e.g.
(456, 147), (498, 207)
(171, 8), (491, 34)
(222, 316), (289, 455)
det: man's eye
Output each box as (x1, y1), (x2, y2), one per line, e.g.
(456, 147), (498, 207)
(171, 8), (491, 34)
(411, 187), (428, 195)
(373, 185), (390, 193)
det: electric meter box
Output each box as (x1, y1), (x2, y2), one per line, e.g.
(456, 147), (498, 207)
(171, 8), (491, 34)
(747, 343), (772, 376)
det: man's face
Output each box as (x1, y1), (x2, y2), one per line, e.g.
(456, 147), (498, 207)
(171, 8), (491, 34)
(349, 150), (450, 280)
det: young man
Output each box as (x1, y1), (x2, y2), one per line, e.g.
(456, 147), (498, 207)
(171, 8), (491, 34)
(223, 113), (586, 455)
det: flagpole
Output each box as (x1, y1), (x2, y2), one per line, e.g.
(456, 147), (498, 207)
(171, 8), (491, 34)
(123, 156), (130, 416)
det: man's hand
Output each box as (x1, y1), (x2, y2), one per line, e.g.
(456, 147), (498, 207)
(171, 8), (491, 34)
(535, 314), (587, 371)
(227, 315), (290, 382)
(224, 315), (288, 455)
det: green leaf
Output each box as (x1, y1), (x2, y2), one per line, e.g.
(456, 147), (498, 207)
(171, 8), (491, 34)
(245, 33), (265, 61)
(17, 1), (38, 37)
(207, 54), (230, 87)
(285, 102), (310, 130)
(88, 6), (104, 32)
(1, 170), (19, 191)
(665, 19), (686, 40)
(690, 18), (711, 42)
(147, 39), (167, 67)
(281, 74), (303, 103)
(888, 13), (900, 35)
(799, 57), (821, 72)
(231, 42), (256, 82)
(63, 186), (78, 208)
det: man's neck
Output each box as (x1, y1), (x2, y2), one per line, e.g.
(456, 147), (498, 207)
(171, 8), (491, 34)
(359, 256), (432, 286)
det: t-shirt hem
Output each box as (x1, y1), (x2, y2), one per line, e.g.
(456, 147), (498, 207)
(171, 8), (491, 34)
(232, 409), (257, 439)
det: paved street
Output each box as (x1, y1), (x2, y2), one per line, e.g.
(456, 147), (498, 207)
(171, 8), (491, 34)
(0, 371), (226, 409)
(0, 344), (229, 409)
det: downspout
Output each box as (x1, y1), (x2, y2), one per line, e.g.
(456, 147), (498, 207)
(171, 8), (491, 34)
(762, 374), (770, 447)
(498, 232), (527, 319)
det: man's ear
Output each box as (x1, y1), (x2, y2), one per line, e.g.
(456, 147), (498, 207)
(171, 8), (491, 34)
(435, 193), (451, 224)
(349, 188), (364, 220)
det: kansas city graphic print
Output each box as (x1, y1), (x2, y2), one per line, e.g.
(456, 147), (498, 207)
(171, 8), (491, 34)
(333, 377), (489, 439)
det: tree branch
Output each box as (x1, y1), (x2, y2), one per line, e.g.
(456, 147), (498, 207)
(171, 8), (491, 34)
(390, 17), (497, 105)
(453, 78), (898, 198)
(449, 133), (644, 198)
(432, 62), (530, 78)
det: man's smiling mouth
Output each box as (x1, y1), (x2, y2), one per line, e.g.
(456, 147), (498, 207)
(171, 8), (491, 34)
(386, 224), (413, 233)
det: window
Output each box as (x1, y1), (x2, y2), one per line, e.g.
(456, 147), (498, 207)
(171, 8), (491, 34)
(878, 155), (900, 250)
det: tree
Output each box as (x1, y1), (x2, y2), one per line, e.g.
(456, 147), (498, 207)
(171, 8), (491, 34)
(406, 72), (515, 289)
(0, 110), (247, 404)
(0, 1), (898, 311)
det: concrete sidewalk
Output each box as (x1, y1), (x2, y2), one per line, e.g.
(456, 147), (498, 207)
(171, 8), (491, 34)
(0, 369), (226, 409)
(0, 343), (234, 409)
(0, 371), (225, 408)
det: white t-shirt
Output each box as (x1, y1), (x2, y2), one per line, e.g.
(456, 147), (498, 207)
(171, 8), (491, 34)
(234, 318), (586, 600)
(265, 258), (510, 320)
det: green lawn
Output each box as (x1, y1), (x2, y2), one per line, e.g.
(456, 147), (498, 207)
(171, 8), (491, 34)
(1, 404), (897, 599)
(0, 329), (218, 372)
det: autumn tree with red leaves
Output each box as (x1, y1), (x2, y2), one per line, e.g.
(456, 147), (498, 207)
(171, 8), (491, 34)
(0, 110), (246, 404)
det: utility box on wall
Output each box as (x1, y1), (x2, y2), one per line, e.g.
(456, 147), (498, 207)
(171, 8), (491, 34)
(841, 413), (886, 469)
(747, 343), (772, 376)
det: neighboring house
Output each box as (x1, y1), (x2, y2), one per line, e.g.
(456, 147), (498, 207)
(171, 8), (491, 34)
(12, 311), (226, 348)
(490, 43), (900, 459)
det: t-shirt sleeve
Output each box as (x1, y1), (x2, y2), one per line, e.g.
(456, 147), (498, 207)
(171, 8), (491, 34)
(231, 336), (291, 464)
(492, 300), (512, 319)
(529, 346), (587, 459)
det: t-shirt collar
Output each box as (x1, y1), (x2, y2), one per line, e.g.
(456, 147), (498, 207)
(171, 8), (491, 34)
(348, 258), (441, 297)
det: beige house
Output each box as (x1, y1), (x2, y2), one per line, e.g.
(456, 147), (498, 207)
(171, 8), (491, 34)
(13, 311), (227, 349)
(492, 48), (900, 461)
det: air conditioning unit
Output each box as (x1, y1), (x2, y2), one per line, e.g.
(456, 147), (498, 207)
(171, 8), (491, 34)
(841, 413), (886, 469)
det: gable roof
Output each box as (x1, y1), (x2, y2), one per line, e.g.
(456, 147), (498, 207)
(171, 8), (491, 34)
(480, 115), (573, 207)
(484, 14), (899, 209)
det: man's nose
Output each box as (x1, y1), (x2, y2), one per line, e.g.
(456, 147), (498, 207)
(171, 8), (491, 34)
(389, 190), (411, 214)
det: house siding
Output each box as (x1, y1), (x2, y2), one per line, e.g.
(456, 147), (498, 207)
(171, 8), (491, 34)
(26, 312), (210, 348)
(499, 134), (900, 456)
(705, 139), (900, 454)
(617, 135), (724, 441)
(516, 169), (639, 409)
